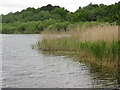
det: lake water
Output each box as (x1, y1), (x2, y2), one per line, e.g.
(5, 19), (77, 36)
(1, 34), (120, 88)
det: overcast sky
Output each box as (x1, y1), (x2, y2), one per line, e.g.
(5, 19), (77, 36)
(0, 0), (119, 15)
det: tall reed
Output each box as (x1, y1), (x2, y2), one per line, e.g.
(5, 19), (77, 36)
(38, 23), (119, 67)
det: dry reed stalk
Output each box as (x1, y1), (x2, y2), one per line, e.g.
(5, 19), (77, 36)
(41, 24), (118, 42)
(41, 33), (71, 40)
(70, 24), (118, 42)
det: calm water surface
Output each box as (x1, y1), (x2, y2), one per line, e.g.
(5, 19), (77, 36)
(1, 34), (119, 88)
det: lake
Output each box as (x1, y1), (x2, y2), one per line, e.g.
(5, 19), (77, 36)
(1, 34), (120, 88)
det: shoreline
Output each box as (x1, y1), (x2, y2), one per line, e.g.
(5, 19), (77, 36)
(39, 50), (118, 68)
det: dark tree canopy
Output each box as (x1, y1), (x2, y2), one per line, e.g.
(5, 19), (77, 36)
(40, 4), (60, 12)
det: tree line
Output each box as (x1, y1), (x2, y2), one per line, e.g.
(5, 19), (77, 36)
(1, 2), (120, 34)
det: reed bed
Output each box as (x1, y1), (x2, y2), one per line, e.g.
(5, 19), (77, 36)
(38, 23), (119, 67)
(69, 24), (118, 41)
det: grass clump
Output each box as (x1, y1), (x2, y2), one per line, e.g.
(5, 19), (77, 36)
(38, 39), (119, 61)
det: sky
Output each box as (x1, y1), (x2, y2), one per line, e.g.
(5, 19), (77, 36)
(0, 0), (120, 15)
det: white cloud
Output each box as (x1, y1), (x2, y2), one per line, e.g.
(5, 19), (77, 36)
(0, 0), (119, 14)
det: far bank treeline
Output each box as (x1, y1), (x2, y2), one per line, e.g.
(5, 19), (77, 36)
(1, 2), (120, 34)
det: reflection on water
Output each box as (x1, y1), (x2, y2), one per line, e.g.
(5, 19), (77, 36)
(79, 58), (120, 88)
(1, 34), (120, 88)
(0, 34), (2, 89)
(41, 51), (120, 88)
(87, 63), (118, 88)
(117, 60), (120, 88)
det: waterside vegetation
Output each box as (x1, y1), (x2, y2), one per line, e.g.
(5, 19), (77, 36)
(38, 24), (119, 67)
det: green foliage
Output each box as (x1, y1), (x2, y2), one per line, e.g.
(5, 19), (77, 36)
(37, 19), (59, 31)
(47, 22), (70, 31)
(51, 8), (69, 20)
(38, 38), (119, 61)
(66, 12), (75, 21)
(2, 21), (39, 34)
(110, 41), (119, 57)
(73, 2), (120, 23)
(1, 2), (120, 34)
(40, 4), (60, 12)
(2, 19), (61, 34)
